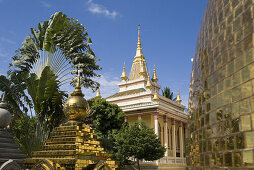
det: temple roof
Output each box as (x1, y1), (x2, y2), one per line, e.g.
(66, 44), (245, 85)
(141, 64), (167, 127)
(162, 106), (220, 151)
(107, 88), (146, 98)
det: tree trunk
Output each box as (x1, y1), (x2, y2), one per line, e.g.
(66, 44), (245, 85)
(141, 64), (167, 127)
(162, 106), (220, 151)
(137, 158), (140, 170)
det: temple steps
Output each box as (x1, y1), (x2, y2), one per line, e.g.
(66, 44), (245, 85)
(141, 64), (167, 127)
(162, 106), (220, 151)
(46, 137), (79, 144)
(0, 137), (16, 144)
(42, 144), (77, 150)
(0, 142), (19, 149)
(32, 150), (77, 157)
(0, 148), (22, 154)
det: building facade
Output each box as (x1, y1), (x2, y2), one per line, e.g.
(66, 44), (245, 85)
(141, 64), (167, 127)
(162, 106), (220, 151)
(187, 0), (254, 169)
(107, 26), (188, 169)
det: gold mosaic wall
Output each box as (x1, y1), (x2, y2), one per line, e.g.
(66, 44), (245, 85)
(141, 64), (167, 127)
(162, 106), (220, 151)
(187, 0), (254, 169)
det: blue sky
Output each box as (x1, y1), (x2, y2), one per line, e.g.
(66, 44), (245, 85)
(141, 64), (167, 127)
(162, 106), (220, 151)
(0, 0), (207, 107)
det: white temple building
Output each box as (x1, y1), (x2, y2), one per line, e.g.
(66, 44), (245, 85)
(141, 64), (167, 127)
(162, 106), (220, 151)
(106, 26), (188, 170)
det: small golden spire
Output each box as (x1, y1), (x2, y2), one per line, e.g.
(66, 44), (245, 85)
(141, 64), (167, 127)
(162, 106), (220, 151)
(139, 60), (146, 77)
(72, 70), (84, 96)
(146, 74), (152, 90)
(153, 89), (159, 102)
(176, 90), (182, 104)
(121, 62), (128, 81)
(96, 88), (102, 98)
(152, 65), (158, 83)
(135, 24), (143, 58)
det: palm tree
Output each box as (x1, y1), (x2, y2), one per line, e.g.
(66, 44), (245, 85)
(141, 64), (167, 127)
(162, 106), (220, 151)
(161, 87), (176, 101)
(10, 12), (100, 89)
(4, 12), (100, 119)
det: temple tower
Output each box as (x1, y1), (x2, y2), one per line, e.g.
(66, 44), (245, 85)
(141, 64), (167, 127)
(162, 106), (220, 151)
(107, 26), (188, 169)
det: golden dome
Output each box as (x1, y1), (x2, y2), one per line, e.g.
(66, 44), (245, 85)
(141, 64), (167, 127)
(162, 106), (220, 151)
(63, 72), (90, 121)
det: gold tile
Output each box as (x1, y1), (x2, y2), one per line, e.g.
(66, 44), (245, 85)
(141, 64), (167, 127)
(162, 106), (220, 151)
(224, 152), (232, 167)
(239, 98), (251, 114)
(241, 81), (252, 99)
(236, 133), (245, 149)
(242, 150), (254, 166)
(252, 114), (254, 130)
(232, 102), (240, 118)
(245, 131), (254, 148)
(240, 115), (251, 131)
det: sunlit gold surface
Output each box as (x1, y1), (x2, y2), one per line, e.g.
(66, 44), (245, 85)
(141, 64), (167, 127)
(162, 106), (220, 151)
(187, 0), (254, 169)
(64, 93), (89, 121)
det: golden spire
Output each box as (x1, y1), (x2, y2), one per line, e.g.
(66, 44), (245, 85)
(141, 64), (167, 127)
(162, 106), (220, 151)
(121, 62), (128, 81)
(152, 65), (158, 83)
(146, 74), (152, 90)
(153, 89), (159, 102)
(96, 88), (102, 98)
(176, 90), (182, 104)
(135, 24), (143, 58)
(63, 69), (89, 121)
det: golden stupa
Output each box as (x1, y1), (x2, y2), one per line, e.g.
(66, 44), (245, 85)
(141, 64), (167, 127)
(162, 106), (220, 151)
(23, 71), (117, 170)
(64, 71), (89, 121)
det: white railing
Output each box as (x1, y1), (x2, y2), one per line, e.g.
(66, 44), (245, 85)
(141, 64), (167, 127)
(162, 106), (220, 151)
(121, 102), (154, 109)
(140, 157), (186, 165)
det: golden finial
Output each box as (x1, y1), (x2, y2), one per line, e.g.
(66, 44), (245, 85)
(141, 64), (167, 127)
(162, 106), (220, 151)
(63, 69), (89, 121)
(135, 24), (143, 58)
(152, 65), (158, 83)
(121, 62), (128, 81)
(72, 70), (84, 96)
(138, 24), (141, 48)
(153, 89), (159, 102)
(176, 90), (182, 104)
(96, 88), (102, 98)
(146, 74), (152, 90)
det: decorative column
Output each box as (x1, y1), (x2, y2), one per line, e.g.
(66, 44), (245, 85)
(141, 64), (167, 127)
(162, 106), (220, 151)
(179, 121), (184, 158)
(163, 115), (168, 157)
(124, 116), (128, 122)
(138, 114), (142, 120)
(172, 118), (176, 162)
(154, 112), (159, 136)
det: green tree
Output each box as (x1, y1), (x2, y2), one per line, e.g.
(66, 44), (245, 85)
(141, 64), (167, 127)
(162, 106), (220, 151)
(113, 121), (166, 170)
(10, 115), (48, 157)
(86, 98), (125, 151)
(161, 87), (176, 101)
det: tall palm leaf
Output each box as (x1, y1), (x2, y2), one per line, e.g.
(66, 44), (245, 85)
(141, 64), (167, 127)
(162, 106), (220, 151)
(26, 66), (67, 131)
(10, 12), (100, 90)
(0, 73), (32, 116)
